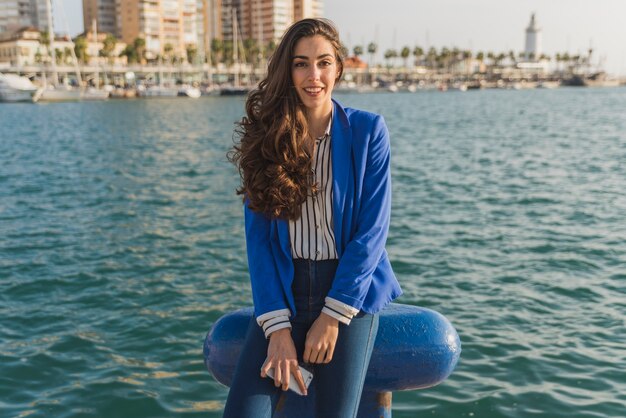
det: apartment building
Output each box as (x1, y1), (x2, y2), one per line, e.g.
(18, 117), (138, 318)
(78, 0), (323, 61)
(82, 0), (117, 35)
(0, 0), (48, 34)
(293, 0), (322, 21)
(239, 0), (322, 44)
(115, 0), (199, 59)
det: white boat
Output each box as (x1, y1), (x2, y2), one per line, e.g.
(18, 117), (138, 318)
(36, 85), (82, 102)
(449, 82), (468, 92)
(219, 85), (249, 96)
(80, 20), (109, 101)
(141, 85), (179, 97)
(0, 73), (40, 102)
(82, 87), (110, 100)
(178, 85), (201, 98)
(140, 84), (201, 98)
(537, 81), (560, 89)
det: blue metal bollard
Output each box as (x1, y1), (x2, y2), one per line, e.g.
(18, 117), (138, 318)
(204, 303), (461, 418)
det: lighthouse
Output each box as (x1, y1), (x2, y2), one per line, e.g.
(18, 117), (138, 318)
(524, 13), (542, 61)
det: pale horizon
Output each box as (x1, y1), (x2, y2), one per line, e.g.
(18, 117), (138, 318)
(55, 0), (625, 76)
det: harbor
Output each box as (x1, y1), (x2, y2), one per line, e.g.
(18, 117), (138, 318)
(1, 10), (624, 103)
(1, 59), (624, 103)
(1, 87), (625, 418)
(2, 1), (626, 417)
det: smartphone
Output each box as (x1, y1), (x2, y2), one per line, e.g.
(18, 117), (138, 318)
(265, 364), (313, 396)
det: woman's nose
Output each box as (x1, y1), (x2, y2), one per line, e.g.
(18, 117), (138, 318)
(307, 65), (321, 81)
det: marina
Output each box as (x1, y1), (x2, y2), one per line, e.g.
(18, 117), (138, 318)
(0, 63), (623, 103)
(1, 88), (625, 417)
(2, 1), (626, 417)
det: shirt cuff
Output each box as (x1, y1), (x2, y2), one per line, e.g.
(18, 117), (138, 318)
(256, 309), (292, 339)
(322, 297), (360, 325)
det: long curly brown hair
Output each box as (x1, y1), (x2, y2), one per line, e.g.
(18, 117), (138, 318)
(228, 18), (344, 220)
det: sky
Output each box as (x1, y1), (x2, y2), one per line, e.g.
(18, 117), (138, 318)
(56, 0), (625, 75)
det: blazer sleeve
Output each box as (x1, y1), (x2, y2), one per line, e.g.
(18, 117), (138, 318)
(243, 199), (291, 318)
(327, 115), (392, 310)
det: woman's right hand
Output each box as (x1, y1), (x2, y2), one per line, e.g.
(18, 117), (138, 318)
(260, 328), (308, 396)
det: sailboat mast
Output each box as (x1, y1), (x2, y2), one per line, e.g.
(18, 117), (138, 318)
(46, 0), (58, 86)
(93, 19), (99, 88)
(256, 0), (263, 76)
(232, 7), (239, 87)
(204, 0), (213, 85)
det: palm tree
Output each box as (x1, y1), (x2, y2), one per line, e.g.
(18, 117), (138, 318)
(243, 39), (259, 65)
(384, 49), (397, 68)
(63, 47), (72, 65)
(74, 35), (89, 64)
(164, 43), (174, 64)
(133, 38), (146, 63)
(426, 47), (437, 69)
(495, 53), (506, 67)
(120, 45), (138, 63)
(100, 34), (117, 65)
(40, 31), (51, 62)
(508, 50), (516, 66)
(55, 48), (63, 65)
(400, 46), (410, 69)
(340, 43), (349, 59)
(222, 40), (233, 66)
(451, 47), (460, 69)
(353, 45), (363, 59)
(412, 46), (423, 66)
(186, 45), (198, 64)
(265, 40), (276, 60)
(462, 50), (472, 73)
(211, 39), (223, 64)
(367, 42), (377, 66)
(439, 47), (451, 70)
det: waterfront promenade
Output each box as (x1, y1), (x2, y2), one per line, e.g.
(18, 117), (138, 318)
(1, 60), (624, 94)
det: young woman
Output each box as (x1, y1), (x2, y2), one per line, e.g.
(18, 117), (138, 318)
(225, 18), (402, 418)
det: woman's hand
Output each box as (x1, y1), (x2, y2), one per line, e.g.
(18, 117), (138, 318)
(260, 328), (308, 395)
(304, 313), (339, 364)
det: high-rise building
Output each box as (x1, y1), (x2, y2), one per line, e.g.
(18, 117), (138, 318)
(0, 0), (48, 34)
(79, 0), (323, 61)
(197, 0), (222, 61)
(239, 0), (322, 45)
(221, 0), (241, 42)
(524, 13), (542, 61)
(82, 0), (117, 35)
(115, 0), (199, 60)
(293, 0), (322, 22)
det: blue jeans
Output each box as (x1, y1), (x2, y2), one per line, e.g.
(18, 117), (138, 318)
(223, 259), (379, 418)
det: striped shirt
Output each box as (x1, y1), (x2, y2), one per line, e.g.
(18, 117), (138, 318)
(256, 114), (359, 338)
(288, 125), (338, 260)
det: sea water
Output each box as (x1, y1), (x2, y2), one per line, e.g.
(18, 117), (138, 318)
(1, 88), (625, 417)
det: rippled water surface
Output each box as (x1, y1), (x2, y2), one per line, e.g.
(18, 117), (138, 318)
(1, 88), (625, 417)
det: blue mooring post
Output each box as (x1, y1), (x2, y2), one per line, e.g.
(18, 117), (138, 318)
(204, 304), (461, 418)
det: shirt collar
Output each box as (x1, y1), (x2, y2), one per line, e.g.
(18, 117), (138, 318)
(317, 109), (333, 141)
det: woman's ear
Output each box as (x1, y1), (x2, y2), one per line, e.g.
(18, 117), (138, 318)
(336, 64), (343, 81)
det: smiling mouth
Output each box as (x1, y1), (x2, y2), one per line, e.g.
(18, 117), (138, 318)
(304, 87), (323, 95)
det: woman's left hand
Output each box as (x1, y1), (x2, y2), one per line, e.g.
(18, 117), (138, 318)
(303, 313), (339, 364)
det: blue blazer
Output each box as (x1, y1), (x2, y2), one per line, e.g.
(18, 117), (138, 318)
(244, 99), (403, 319)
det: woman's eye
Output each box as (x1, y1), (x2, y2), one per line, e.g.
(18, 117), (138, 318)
(294, 62), (307, 68)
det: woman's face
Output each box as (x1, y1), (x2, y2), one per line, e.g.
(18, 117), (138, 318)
(291, 35), (340, 115)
